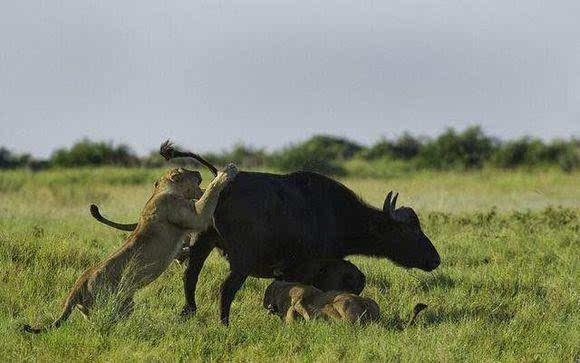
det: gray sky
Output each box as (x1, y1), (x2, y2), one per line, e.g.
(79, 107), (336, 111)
(1, 1), (579, 157)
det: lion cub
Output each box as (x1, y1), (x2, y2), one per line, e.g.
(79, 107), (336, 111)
(263, 281), (380, 324)
(275, 259), (366, 294)
(24, 165), (238, 333)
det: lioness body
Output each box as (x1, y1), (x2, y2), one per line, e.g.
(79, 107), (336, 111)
(263, 281), (380, 324)
(24, 165), (238, 333)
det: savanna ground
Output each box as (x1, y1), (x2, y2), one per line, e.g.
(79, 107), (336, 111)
(0, 167), (578, 361)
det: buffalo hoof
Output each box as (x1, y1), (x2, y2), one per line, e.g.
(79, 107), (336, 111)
(179, 305), (196, 320)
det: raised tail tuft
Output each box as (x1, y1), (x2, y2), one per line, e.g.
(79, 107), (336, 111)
(158, 141), (219, 176)
(159, 140), (176, 161)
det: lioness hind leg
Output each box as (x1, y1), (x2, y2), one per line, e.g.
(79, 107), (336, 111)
(77, 304), (90, 320)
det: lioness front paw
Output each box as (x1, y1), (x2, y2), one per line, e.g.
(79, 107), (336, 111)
(222, 163), (238, 180)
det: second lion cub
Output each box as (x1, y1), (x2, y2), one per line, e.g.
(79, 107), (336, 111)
(263, 281), (380, 324)
(24, 164), (238, 333)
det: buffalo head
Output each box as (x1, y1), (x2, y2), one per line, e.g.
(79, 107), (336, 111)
(381, 191), (440, 271)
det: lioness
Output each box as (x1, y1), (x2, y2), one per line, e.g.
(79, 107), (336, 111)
(24, 165), (238, 333)
(274, 259), (366, 294)
(263, 281), (380, 324)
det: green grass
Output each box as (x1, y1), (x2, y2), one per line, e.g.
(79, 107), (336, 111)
(0, 168), (579, 361)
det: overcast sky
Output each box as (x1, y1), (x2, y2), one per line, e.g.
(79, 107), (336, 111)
(1, 1), (579, 157)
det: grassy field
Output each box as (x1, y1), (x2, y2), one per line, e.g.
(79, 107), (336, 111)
(0, 167), (578, 361)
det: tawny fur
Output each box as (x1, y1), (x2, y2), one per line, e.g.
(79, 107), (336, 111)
(24, 165), (238, 333)
(263, 281), (380, 324)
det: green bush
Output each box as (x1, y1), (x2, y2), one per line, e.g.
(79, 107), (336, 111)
(204, 143), (267, 168)
(492, 138), (579, 171)
(390, 133), (423, 160)
(558, 148), (579, 172)
(416, 126), (495, 169)
(493, 138), (543, 167)
(269, 147), (346, 176)
(141, 150), (166, 168)
(360, 138), (391, 160)
(50, 139), (139, 167)
(4, 129), (579, 172)
(268, 135), (361, 175)
(0, 147), (30, 169)
(362, 133), (423, 160)
(304, 135), (363, 159)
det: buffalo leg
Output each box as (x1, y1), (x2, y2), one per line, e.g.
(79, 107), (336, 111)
(219, 270), (248, 326)
(181, 230), (216, 317)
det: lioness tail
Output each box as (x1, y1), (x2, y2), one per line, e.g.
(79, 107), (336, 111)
(159, 140), (218, 177)
(23, 287), (82, 334)
(90, 204), (137, 232)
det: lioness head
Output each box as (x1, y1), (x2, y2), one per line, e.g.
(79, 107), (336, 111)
(155, 168), (203, 199)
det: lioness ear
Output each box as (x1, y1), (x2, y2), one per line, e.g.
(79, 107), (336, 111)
(169, 173), (184, 183)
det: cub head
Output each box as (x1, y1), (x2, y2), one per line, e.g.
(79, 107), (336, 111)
(263, 281), (292, 315)
(156, 168), (203, 199)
